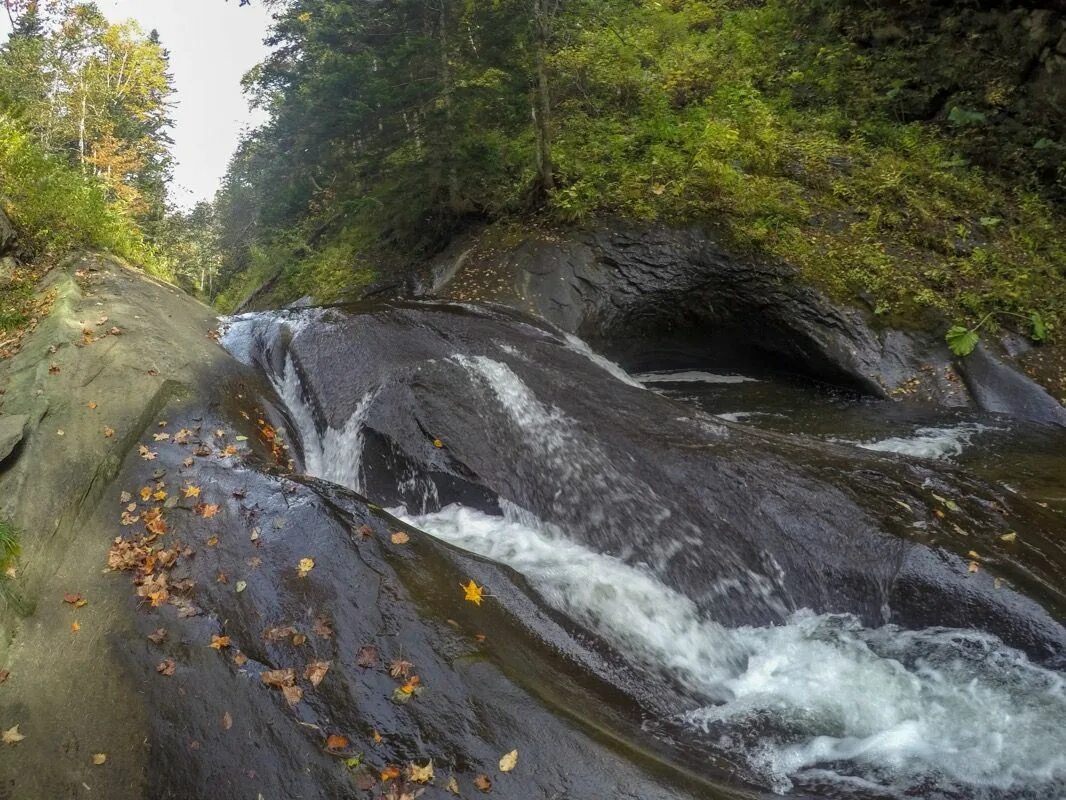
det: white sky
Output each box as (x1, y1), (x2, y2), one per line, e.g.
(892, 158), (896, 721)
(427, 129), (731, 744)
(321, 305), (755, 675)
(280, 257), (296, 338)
(5, 0), (276, 206)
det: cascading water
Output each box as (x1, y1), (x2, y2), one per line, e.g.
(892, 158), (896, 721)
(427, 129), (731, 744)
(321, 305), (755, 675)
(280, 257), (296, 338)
(221, 307), (1066, 799)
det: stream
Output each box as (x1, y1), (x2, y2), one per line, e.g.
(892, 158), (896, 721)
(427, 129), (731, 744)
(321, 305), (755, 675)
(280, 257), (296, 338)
(222, 302), (1066, 800)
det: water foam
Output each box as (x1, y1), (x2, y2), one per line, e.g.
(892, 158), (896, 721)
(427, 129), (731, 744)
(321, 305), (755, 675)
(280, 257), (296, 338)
(847, 424), (989, 461)
(562, 333), (645, 388)
(397, 503), (1066, 798)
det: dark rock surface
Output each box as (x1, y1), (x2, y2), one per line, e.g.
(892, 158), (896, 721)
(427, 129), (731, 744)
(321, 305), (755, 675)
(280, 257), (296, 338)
(232, 302), (1066, 668)
(415, 224), (1066, 426)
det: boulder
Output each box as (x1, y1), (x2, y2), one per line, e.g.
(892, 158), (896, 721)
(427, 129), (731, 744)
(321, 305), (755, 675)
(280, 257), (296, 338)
(0, 413), (27, 464)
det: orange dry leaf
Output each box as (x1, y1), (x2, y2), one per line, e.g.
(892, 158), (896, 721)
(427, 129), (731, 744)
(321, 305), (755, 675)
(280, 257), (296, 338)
(381, 766), (401, 782)
(210, 635), (231, 650)
(197, 503), (220, 519)
(87, 401), (98, 410)
(157, 659), (176, 676)
(103, 426), (115, 438)
(390, 531), (410, 545)
(474, 774), (492, 792)
(325, 734), (349, 751)
(70, 621), (81, 633)
(282, 685), (303, 706)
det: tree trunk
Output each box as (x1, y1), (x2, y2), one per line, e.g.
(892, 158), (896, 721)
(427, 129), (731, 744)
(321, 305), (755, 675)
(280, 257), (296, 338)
(438, 0), (461, 213)
(531, 0), (554, 196)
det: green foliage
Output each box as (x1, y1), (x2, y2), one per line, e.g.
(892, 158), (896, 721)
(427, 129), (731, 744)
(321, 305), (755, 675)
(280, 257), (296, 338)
(945, 325), (980, 357)
(0, 114), (165, 275)
(0, 517), (20, 608)
(211, 0), (1066, 341)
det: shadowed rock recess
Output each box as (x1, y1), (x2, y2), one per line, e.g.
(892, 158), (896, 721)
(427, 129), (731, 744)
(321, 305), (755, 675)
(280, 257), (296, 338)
(2, 256), (1065, 800)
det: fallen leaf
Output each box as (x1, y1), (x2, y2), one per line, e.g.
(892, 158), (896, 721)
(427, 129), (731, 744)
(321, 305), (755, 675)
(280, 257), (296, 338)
(297, 557), (315, 577)
(63, 592), (84, 606)
(119, 490), (132, 503)
(1000, 532), (1018, 543)
(210, 634), (231, 650)
(49, 363), (60, 375)
(0, 670), (9, 685)
(461, 579), (484, 606)
(206, 536), (219, 547)
(2, 725), (25, 745)
(222, 711), (233, 731)
(968, 560), (980, 574)
(356, 645), (379, 668)
(70, 621), (81, 633)
(389, 658), (413, 679)
(304, 660), (331, 687)
(183, 485), (201, 499)
(197, 503), (220, 519)
(87, 401), (98, 410)
(260, 668), (296, 688)
(139, 445), (157, 461)
(499, 749), (518, 772)
(235, 580), (247, 593)
(147, 628), (168, 644)
(103, 426), (115, 438)
(432, 438), (444, 449)
(157, 659), (176, 676)
(474, 774), (492, 792)
(381, 765), (401, 782)
(292, 633), (307, 646)
(447, 776), (460, 794)
(390, 531), (410, 545)
(233, 652), (249, 667)
(409, 760), (434, 784)
(153, 432), (170, 442)
(92, 753), (107, 765)
(282, 684), (303, 706)
(325, 734), (349, 751)
(182, 457), (193, 467)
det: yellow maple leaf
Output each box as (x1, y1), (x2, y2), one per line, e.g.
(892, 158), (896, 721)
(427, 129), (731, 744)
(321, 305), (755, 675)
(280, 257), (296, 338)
(461, 579), (484, 606)
(408, 760), (434, 784)
(183, 484), (201, 499)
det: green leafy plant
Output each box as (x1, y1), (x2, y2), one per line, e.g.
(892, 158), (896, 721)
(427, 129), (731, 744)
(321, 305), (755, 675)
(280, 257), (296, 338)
(945, 311), (1047, 357)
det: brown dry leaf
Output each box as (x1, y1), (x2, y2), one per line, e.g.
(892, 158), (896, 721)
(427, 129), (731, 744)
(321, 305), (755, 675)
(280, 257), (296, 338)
(408, 760), (434, 784)
(292, 632), (307, 646)
(92, 753), (107, 765)
(87, 401), (98, 410)
(233, 652), (249, 667)
(968, 560), (980, 574)
(48, 363), (60, 375)
(139, 445), (157, 461)
(304, 660), (331, 687)
(222, 445), (238, 457)
(210, 635), (231, 650)
(474, 774), (492, 792)
(119, 490), (132, 503)
(356, 645), (379, 668)
(182, 457), (194, 468)
(62, 592), (84, 606)
(2, 725), (25, 745)
(147, 628), (168, 645)
(325, 734), (349, 751)
(103, 426), (115, 438)
(153, 432), (170, 442)
(157, 659), (176, 676)
(297, 558), (315, 577)
(0, 670), (9, 685)
(446, 776), (460, 795)
(260, 668), (296, 689)
(282, 684), (303, 706)
(389, 658), (413, 679)
(263, 625), (298, 642)
(499, 749), (518, 772)
(390, 531), (410, 545)
(222, 711), (233, 731)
